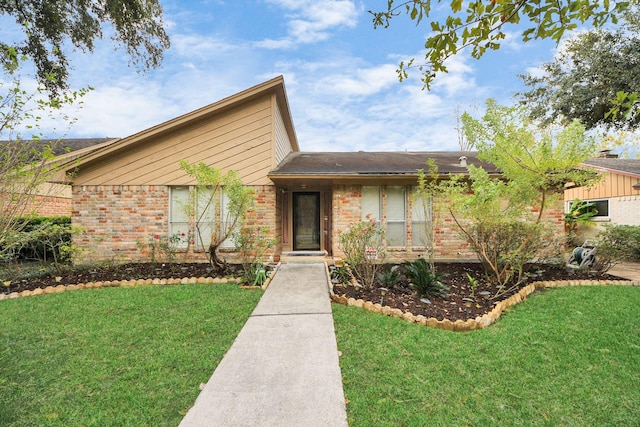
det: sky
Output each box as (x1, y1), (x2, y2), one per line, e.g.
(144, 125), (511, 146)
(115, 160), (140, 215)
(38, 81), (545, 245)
(3, 0), (567, 152)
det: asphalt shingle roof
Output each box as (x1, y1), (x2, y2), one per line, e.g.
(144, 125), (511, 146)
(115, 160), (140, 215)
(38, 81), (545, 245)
(583, 158), (640, 177)
(269, 151), (498, 176)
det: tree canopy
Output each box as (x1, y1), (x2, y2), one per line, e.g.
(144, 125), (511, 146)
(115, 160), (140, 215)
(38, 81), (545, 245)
(517, 12), (640, 130)
(370, 0), (633, 88)
(0, 0), (170, 96)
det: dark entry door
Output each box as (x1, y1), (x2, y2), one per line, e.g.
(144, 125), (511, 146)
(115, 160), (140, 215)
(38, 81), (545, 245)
(293, 192), (321, 251)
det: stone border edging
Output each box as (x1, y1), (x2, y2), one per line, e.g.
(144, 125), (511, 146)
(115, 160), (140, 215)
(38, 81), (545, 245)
(329, 279), (640, 332)
(0, 276), (246, 301)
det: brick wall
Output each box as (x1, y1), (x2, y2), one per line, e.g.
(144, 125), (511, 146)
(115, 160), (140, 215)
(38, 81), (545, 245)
(330, 185), (565, 262)
(72, 184), (277, 264)
(21, 195), (71, 217)
(331, 185), (475, 261)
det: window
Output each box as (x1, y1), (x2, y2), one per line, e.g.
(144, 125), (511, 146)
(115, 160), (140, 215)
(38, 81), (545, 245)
(219, 190), (237, 249)
(568, 199), (609, 218)
(193, 187), (216, 250)
(170, 186), (230, 251)
(590, 199), (609, 217)
(170, 187), (190, 249)
(412, 188), (432, 247)
(360, 186), (406, 246)
(386, 186), (406, 246)
(362, 186), (382, 224)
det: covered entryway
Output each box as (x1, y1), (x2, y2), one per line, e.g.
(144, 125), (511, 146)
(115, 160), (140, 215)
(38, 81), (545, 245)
(293, 192), (321, 251)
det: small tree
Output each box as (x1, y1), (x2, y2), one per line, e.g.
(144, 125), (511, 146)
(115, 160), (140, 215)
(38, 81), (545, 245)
(413, 158), (442, 271)
(0, 54), (87, 261)
(179, 161), (254, 273)
(442, 100), (599, 292)
(338, 216), (387, 289)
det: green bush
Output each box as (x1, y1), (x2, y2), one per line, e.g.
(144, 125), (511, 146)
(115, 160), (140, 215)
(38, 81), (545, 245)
(5, 216), (74, 264)
(404, 258), (448, 298)
(597, 224), (640, 262)
(338, 217), (387, 289)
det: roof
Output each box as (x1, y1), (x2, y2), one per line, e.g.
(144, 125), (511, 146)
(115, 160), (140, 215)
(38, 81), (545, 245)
(269, 151), (497, 182)
(582, 158), (640, 178)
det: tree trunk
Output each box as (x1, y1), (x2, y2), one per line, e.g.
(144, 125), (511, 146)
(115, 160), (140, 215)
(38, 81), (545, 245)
(208, 242), (227, 274)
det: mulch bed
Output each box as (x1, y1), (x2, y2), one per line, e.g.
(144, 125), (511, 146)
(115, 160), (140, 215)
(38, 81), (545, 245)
(330, 263), (625, 322)
(3, 262), (237, 294)
(2, 261), (626, 323)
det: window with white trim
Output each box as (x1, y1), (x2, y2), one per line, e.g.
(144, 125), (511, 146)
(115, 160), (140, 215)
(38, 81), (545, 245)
(386, 186), (406, 246)
(412, 187), (432, 248)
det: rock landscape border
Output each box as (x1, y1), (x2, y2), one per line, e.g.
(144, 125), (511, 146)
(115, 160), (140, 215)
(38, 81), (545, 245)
(329, 276), (640, 332)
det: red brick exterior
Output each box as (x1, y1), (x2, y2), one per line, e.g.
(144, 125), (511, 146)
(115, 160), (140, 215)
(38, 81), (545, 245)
(331, 185), (475, 261)
(72, 184), (277, 264)
(330, 185), (564, 262)
(71, 182), (563, 264)
(27, 195), (72, 216)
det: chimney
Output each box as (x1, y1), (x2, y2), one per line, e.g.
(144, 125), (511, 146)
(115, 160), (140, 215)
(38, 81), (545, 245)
(459, 156), (468, 167)
(598, 149), (619, 158)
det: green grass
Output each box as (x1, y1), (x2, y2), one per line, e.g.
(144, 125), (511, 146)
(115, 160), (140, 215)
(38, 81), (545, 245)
(334, 286), (640, 427)
(0, 284), (261, 426)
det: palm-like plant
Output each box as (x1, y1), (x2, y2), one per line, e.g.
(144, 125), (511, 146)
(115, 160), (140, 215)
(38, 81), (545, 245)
(404, 259), (448, 298)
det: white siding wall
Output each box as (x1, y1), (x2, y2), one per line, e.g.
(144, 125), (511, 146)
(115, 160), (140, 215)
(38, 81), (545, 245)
(274, 105), (293, 165)
(610, 196), (640, 225)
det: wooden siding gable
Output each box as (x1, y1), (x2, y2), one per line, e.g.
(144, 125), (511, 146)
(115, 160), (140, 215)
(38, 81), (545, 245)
(67, 76), (299, 187)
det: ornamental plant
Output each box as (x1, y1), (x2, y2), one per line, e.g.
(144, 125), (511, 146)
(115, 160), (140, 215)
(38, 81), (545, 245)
(338, 216), (387, 289)
(137, 233), (186, 265)
(233, 225), (277, 286)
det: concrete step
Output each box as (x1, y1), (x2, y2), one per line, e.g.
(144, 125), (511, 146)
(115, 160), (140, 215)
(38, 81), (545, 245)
(280, 251), (328, 264)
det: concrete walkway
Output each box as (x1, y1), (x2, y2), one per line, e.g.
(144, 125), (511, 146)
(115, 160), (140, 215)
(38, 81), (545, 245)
(179, 263), (348, 427)
(608, 261), (640, 282)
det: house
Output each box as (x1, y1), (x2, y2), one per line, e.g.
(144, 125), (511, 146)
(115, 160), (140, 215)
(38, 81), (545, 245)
(0, 138), (117, 217)
(61, 76), (565, 264)
(564, 156), (640, 240)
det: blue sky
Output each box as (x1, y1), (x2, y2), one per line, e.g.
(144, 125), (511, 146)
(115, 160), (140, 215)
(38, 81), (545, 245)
(5, 0), (565, 152)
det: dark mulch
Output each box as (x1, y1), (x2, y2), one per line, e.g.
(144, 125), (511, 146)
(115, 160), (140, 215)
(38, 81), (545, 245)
(331, 263), (625, 322)
(3, 263), (239, 294)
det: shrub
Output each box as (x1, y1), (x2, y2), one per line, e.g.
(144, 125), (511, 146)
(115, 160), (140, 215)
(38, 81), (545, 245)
(136, 233), (186, 265)
(375, 265), (401, 289)
(4, 216), (72, 262)
(233, 225), (277, 286)
(338, 217), (387, 289)
(404, 258), (448, 298)
(466, 219), (560, 292)
(597, 224), (640, 263)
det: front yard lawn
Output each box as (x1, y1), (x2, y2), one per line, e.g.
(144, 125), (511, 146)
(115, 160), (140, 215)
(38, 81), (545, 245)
(334, 285), (640, 426)
(0, 283), (261, 426)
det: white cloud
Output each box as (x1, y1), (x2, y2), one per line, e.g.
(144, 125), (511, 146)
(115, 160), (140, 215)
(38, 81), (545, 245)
(258, 0), (358, 48)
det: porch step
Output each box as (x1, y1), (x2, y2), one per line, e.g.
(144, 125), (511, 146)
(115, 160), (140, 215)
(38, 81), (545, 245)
(280, 251), (328, 264)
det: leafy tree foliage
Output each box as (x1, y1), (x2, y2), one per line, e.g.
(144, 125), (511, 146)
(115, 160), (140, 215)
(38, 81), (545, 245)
(441, 99), (599, 289)
(517, 13), (640, 130)
(369, 0), (632, 89)
(0, 61), (87, 261)
(0, 0), (170, 96)
(179, 161), (255, 273)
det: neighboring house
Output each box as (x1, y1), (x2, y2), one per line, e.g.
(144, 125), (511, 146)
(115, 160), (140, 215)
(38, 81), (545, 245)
(61, 76), (564, 264)
(564, 157), (640, 240)
(2, 138), (118, 217)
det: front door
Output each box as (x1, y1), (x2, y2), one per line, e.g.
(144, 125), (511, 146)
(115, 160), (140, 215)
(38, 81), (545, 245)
(293, 192), (321, 251)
